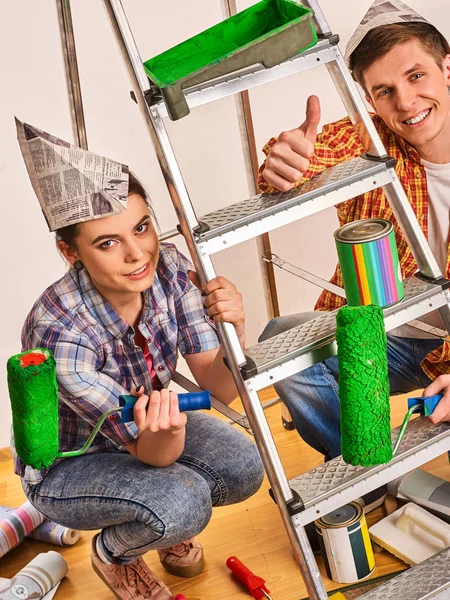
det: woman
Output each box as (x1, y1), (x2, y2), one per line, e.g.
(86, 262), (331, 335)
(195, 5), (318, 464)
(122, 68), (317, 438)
(16, 169), (264, 599)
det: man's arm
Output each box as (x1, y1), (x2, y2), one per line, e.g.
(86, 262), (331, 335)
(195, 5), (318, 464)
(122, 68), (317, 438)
(258, 97), (366, 194)
(260, 95), (321, 192)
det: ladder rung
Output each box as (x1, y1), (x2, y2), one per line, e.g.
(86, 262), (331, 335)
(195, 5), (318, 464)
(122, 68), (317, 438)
(152, 38), (339, 118)
(195, 157), (396, 255)
(289, 417), (450, 527)
(357, 546), (450, 599)
(241, 276), (449, 387)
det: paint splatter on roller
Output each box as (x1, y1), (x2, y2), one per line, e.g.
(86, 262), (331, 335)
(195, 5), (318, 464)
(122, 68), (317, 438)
(336, 305), (392, 466)
(7, 348), (211, 470)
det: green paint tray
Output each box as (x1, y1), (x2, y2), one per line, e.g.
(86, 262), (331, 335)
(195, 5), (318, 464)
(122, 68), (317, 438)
(143, 0), (318, 120)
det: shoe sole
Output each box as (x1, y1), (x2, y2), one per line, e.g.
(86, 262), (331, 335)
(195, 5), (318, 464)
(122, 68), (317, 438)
(161, 554), (205, 578)
(92, 558), (124, 600)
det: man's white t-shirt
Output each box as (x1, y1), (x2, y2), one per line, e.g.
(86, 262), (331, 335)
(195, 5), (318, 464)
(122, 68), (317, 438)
(392, 158), (450, 338)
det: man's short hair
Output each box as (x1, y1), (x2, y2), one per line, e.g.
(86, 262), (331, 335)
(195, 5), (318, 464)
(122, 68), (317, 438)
(349, 22), (450, 94)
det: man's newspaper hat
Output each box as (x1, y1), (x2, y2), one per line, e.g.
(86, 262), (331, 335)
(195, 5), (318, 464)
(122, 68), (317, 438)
(16, 118), (129, 232)
(345, 0), (446, 66)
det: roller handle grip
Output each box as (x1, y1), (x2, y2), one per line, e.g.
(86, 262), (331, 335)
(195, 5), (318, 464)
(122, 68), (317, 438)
(119, 391), (211, 423)
(226, 556), (271, 599)
(407, 394), (443, 417)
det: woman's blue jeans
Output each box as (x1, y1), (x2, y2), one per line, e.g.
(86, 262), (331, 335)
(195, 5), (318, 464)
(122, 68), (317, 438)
(22, 412), (264, 563)
(260, 312), (442, 461)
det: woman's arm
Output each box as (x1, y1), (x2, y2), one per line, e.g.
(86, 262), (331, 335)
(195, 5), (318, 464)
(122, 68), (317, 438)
(184, 273), (245, 404)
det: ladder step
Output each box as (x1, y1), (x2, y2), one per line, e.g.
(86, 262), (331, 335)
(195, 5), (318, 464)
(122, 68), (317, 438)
(195, 157), (396, 255)
(289, 417), (450, 527)
(357, 547), (450, 599)
(241, 276), (448, 387)
(152, 37), (339, 118)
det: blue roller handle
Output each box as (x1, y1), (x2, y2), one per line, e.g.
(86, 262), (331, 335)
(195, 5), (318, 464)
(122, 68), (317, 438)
(408, 393), (443, 417)
(119, 390), (211, 423)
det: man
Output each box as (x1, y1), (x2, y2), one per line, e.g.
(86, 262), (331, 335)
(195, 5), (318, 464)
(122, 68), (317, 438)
(258, 0), (450, 464)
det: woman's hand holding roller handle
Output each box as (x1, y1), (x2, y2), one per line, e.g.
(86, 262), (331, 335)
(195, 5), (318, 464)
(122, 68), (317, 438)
(262, 95), (321, 192)
(124, 386), (187, 467)
(423, 375), (450, 423)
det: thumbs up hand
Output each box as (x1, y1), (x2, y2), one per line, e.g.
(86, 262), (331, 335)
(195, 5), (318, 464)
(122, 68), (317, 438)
(262, 95), (321, 192)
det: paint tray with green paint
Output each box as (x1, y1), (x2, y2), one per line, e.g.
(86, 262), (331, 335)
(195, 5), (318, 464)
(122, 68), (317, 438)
(143, 0), (318, 120)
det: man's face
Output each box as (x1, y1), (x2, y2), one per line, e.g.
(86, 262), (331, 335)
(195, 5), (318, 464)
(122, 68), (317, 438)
(363, 39), (450, 151)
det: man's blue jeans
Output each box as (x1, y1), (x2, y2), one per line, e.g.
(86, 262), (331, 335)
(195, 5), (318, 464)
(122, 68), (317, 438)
(260, 312), (442, 461)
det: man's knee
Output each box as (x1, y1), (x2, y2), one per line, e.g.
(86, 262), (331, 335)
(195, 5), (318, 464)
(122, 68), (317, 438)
(259, 311), (319, 342)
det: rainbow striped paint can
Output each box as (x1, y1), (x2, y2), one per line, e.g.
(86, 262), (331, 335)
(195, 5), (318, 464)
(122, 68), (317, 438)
(315, 501), (375, 584)
(335, 219), (404, 308)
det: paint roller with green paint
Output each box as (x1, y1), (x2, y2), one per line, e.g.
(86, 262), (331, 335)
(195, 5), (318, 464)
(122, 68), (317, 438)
(336, 304), (393, 466)
(336, 305), (439, 466)
(7, 348), (211, 470)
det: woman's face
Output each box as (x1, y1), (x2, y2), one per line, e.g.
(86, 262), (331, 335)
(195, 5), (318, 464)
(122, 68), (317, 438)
(70, 193), (159, 299)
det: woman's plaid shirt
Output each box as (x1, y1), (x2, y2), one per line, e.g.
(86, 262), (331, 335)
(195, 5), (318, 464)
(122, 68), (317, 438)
(258, 114), (450, 380)
(15, 243), (219, 484)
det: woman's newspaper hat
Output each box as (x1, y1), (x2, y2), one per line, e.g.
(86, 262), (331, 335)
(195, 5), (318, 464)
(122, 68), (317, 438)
(16, 118), (129, 232)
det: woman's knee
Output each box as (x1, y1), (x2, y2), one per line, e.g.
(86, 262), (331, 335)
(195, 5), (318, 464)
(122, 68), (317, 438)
(214, 433), (264, 506)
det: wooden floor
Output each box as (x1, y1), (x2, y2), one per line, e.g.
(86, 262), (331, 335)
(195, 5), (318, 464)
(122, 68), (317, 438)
(1, 389), (449, 600)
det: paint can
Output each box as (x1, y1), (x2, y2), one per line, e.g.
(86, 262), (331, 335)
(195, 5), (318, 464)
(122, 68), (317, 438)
(335, 219), (404, 308)
(315, 501), (375, 584)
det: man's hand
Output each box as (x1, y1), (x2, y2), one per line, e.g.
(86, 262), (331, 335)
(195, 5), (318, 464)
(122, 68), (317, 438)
(423, 375), (450, 423)
(262, 95), (321, 192)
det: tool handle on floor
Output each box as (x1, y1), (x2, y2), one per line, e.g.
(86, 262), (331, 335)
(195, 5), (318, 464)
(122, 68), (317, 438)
(119, 390), (211, 422)
(226, 556), (271, 599)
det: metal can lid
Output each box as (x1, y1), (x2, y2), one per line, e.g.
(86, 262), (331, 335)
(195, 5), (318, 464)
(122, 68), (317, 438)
(321, 503), (359, 527)
(334, 219), (392, 243)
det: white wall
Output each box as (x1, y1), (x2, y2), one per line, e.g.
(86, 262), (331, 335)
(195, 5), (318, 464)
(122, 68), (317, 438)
(1, 0), (448, 447)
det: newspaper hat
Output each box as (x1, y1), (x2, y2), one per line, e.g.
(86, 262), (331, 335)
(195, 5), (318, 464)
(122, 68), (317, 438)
(16, 118), (129, 232)
(345, 0), (442, 66)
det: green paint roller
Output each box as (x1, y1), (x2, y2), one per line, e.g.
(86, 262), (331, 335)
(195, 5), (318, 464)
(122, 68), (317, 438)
(7, 348), (211, 470)
(336, 304), (393, 467)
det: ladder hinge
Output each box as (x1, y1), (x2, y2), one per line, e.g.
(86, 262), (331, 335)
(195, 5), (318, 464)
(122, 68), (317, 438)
(317, 32), (339, 46)
(239, 356), (257, 380)
(269, 487), (305, 515)
(362, 153), (396, 169)
(175, 221), (211, 237)
(130, 87), (162, 106)
(415, 273), (450, 290)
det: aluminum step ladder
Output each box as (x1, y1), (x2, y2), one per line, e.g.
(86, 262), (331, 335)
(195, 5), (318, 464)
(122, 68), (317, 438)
(102, 1), (450, 597)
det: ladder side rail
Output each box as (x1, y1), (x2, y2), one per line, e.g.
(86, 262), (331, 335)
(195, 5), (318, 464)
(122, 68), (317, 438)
(326, 47), (446, 283)
(220, 0), (280, 320)
(302, 0), (332, 36)
(57, 0), (88, 150)
(103, 4), (329, 596)
(102, 0), (199, 233)
(102, 0), (246, 365)
(100, 0), (305, 513)
(231, 378), (328, 599)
